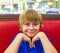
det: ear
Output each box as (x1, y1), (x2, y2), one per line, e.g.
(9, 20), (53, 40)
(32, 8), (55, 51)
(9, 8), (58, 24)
(18, 23), (22, 31)
(42, 24), (44, 27)
(40, 24), (44, 28)
(19, 27), (22, 31)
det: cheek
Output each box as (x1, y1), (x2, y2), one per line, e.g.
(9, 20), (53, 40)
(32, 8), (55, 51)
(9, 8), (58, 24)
(21, 26), (27, 32)
(35, 26), (40, 31)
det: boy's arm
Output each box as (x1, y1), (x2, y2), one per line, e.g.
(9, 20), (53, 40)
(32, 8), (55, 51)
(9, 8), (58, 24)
(39, 32), (58, 53)
(4, 33), (31, 53)
(4, 33), (23, 53)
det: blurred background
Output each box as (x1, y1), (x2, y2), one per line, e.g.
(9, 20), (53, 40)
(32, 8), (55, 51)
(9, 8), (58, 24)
(0, 0), (60, 53)
(0, 0), (60, 14)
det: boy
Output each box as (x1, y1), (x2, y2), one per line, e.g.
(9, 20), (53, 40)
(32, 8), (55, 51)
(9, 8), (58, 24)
(4, 9), (58, 53)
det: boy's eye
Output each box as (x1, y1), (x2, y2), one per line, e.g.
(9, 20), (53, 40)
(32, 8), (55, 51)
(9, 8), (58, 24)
(24, 22), (39, 26)
(33, 23), (38, 25)
(24, 23), (30, 26)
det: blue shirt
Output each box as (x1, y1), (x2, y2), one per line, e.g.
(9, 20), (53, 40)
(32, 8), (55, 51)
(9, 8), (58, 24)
(18, 40), (44, 53)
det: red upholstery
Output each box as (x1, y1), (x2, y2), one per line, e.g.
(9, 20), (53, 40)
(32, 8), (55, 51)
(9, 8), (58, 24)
(0, 20), (60, 53)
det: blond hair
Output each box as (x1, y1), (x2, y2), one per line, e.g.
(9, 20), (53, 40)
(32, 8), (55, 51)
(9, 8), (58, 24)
(18, 9), (42, 28)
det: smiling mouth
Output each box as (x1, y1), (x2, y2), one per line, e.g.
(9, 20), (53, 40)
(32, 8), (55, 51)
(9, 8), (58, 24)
(28, 32), (34, 34)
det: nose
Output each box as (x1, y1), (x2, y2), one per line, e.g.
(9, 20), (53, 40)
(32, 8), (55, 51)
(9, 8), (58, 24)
(29, 24), (34, 29)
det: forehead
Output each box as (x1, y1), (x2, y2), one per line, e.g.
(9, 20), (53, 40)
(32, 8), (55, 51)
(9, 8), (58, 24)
(23, 20), (40, 23)
(25, 21), (39, 23)
(22, 16), (41, 24)
(23, 21), (40, 25)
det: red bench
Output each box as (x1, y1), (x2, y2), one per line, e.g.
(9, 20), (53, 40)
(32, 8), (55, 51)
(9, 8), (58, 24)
(0, 14), (60, 53)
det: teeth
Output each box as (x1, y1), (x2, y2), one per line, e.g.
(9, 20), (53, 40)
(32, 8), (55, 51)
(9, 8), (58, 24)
(29, 32), (34, 33)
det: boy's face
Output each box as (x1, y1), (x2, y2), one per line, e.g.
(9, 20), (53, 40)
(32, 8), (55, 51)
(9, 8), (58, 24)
(21, 21), (40, 38)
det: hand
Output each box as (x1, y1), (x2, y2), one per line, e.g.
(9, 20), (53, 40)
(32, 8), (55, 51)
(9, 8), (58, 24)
(31, 33), (40, 48)
(17, 33), (32, 48)
(31, 32), (45, 48)
(22, 34), (32, 47)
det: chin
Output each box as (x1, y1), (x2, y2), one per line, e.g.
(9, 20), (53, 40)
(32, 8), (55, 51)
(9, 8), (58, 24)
(27, 34), (35, 38)
(29, 36), (34, 38)
(26, 33), (37, 38)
